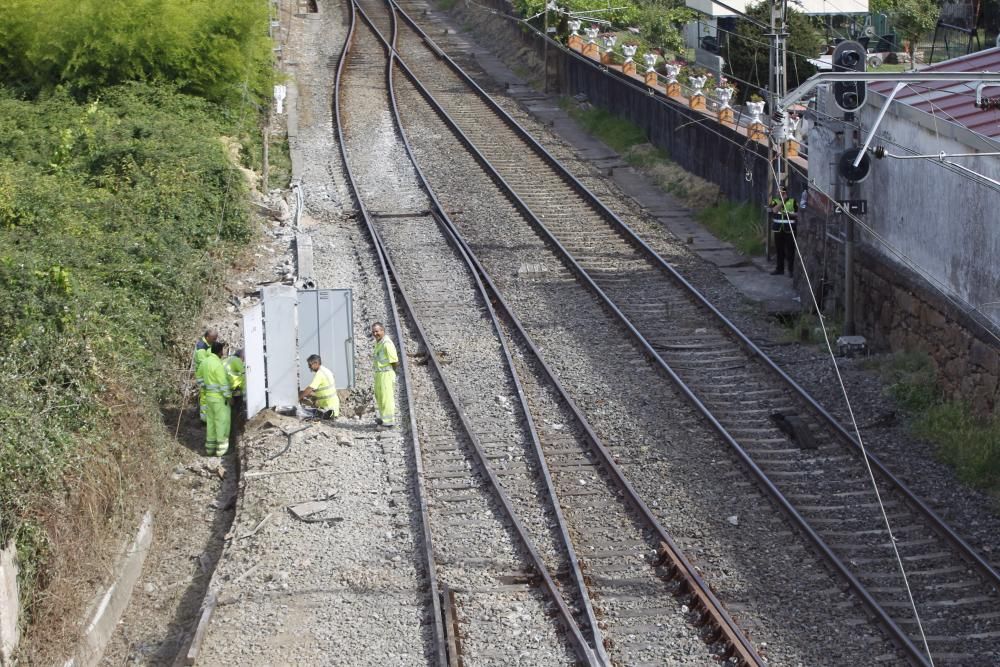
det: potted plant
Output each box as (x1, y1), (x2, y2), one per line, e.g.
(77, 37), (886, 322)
(747, 94), (765, 123)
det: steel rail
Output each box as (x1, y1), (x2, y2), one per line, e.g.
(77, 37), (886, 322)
(437, 161), (764, 667)
(372, 0), (607, 660)
(394, 0), (1000, 608)
(343, 4), (600, 664)
(378, 10), (934, 665)
(371, 4), (763, 662)
(355, 0), (611, 665)
(376, 14), (766, 667)
(332, 4), (447, 665)
(370, 0), (611, 665)
(394, 3), (1000, 596)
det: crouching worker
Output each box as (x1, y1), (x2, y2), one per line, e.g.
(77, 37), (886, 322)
(299, 354), (339, 420)
(196, 341), (231, 456)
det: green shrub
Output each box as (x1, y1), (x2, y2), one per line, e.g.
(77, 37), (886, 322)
(0, 0), (273, 107)
(697, 201), (765, 256)
(0, 83), (252, 617)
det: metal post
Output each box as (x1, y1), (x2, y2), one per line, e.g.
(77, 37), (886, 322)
(543, 6), (549, 94)
(844, 208), (856, 335)
(766, 0), (789, 259)
(837, 116), (856, 336)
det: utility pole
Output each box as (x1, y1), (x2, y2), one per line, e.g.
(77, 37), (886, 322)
(543, 4), (549, 94)
(767, 0), (789, 184)
(766, 0), (789, 260)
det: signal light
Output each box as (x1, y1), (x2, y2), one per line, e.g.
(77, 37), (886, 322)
(838, 148), (871, 182)
(832, 40), (867, 113)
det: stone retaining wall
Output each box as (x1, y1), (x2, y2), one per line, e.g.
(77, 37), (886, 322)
(798, 198), (1000, 415)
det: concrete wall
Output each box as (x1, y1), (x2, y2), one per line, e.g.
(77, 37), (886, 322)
(798, 192), (1000, 414)
(802, 91), (1000, 411)
(808, 92), (1000, 332)
(0, 541), (18, 666)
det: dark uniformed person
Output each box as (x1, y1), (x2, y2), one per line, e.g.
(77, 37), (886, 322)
(769, 186), (798, 276)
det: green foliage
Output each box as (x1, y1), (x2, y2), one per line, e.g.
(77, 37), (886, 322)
(724, 2), (822, 103)
(625, 5), (695, 55)
(0, 84), (251, 615)
(917, 402), (1000, 492)
(515, 0), (692, 55)
(697, 201), (765, 256)
(779, 312), (842, 344)
(561, 102), (647, 152)
(880, 351), (941, 411)
(871, 0), (940, 64)
(876, 352), (1000, 493)
(0, 0), (273, 107)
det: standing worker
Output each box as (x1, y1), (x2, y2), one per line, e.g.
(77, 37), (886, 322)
(371, 322), (399, 427)
(196, 341), (231, 456)
(299, 354), (339, 419)
(193, 328), (219, 423)
(224, 348), (246, 415)
(769, 186), (798, 276)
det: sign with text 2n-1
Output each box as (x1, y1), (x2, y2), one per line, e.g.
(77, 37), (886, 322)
(836, 199), (867, 215)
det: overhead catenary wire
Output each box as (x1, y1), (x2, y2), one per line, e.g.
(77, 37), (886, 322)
(768, 161), (937, 667)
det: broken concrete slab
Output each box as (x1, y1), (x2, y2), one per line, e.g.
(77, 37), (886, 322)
(65, 511), (153, 667)
(287, 501), (329, 520)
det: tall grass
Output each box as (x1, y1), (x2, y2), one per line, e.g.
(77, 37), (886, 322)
(879, 352), (1000, 495)
(0, 0), (273, 106)
(697, 201), (765, 256)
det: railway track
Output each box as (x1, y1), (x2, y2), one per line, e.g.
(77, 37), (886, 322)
(337, 5), (593, 664)
(377, 2), (1000, 664)
(336, 0), (768, 664)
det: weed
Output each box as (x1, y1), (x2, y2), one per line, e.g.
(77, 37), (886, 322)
(917, 402), (1000, 492)
(564, 104), (646, 153)
(879, 351), (941, 411)
(777, 312), (841, 345)
(875, 352), (1000, 495)
(697, 201), (765, 256)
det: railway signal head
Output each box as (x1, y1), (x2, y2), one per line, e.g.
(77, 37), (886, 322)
(838, 147), (871, 183)
(832, 40), (868, 113)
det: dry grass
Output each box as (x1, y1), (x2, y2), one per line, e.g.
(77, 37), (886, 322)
(628, 144), (722, 212)
(17, 381), (172, 664)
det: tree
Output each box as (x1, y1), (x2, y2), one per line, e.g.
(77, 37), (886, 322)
(723, 2), (823, 104)
(872, 0), (941, 69)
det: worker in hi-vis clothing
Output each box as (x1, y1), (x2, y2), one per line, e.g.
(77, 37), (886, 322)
(196, 341), (231, 456)
(371, 322), (399, 427)
(193, 328), (218, 423)
(299, 354), (339, 419)
(224, 348), (245, 414)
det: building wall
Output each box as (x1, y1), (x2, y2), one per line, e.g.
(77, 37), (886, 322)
(808, 92), (1000, 331)
(802, 93), (1000, 412)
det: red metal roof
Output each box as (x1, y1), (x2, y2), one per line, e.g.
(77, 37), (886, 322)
(870, 47), (1000, 140)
